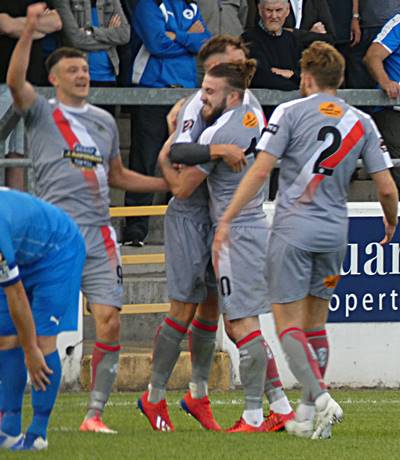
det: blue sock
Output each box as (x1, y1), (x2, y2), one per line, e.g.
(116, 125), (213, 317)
(27, 350), (62, 440)
(0, 348), (27, 436)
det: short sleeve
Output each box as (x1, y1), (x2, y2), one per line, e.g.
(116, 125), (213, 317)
(174, 92), (204, 143)
(360, 117), (393, 174)
(256, 104), (291, 159)
(374, 15), (400, 54)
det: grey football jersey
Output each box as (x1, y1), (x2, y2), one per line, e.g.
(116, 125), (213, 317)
(257, 93), (392, 251)
(168, 90), (266, 222)
(23, 96), (120, 226)
(197, 104), (266, 225)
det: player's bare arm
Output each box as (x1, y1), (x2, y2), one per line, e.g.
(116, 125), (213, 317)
(108, 155), (169, 193)
(370, 169), (399, 245)
(5, 281), (52, 392)
(6, 3), (49, 111)
(364, 43), (400, 99)
(212, 151), (276, 266)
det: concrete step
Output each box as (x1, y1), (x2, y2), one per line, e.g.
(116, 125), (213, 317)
(80, 349), (231, 391)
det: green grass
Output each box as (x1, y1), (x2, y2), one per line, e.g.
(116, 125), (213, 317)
(3, 389), (400, 459)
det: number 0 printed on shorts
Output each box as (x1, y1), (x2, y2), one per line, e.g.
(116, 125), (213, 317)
(220, 276), (231, 296)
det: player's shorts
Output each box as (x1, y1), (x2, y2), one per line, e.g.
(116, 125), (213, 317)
(0, 87), (24, 155)
(164, 213), (216, 304)
(217, 224), (269, 320)
(80, 225), (123, 309)
(0, 232), (86, 336)
(268, 233), (347, 303)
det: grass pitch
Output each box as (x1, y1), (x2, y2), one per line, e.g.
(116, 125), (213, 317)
(3, 389), (399, 460)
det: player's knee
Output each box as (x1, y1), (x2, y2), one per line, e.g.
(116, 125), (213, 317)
(96, 309), (120, 341)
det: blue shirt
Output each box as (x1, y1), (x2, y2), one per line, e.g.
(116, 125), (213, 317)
(374, 14), (400, 84)
(88, 7), (115, 82)
(0, 189), (80, 287)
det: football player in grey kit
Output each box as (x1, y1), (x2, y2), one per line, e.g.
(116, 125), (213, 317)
(138, 36), (293, 433)
(7, 2), (168, 434)
(159, 60), (288, 433)
(213, 41), (398, 439)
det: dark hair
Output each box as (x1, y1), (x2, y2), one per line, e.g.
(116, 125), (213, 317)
(300, 41), (345, 89)
(206, 60), (257, 93)
(199, 34), (250, 63)
(45, 47), (87, 73)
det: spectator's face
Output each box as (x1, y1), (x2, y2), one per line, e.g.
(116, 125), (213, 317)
(203, 47), (247, 72)
(201, 75), (230, 124)
(50, 58), (90, 103)
(259, 1), (290, 33)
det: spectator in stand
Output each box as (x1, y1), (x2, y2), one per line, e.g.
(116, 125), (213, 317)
(284, 0), (336, 48)
(364, 14), (400, 193)
(242, 0), (301, 90)
(123, 0), (210, 247)
(53, 0), (130, 88)
(198, 0), (248, 36)
(346, 0), (400, 89)
(0, 2), (62, 191)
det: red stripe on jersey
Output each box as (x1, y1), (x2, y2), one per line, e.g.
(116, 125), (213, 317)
(100, 225), (117, 266)
(236, 330), (261, 348)
(52, 107), (99, 190)
(303, 119), (365, 201)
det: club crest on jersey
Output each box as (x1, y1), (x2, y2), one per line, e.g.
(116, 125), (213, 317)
(63, 144), (103, 170)
(183, 119), (194, 132)
(183, 8), (194, 19)
(319, 102), (343, 118)
(266, 123), (279, 135)
(242, 112), (258, 128)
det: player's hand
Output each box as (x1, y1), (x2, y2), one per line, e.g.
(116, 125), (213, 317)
(350, 18), (361, 46)
(221, 145), (247, 172)
(109, 14), (121, 28)
(167, 98), (186, 135)
(158, 136), (173, 165)
(188, 20), (205, 33)
(25, 345), (53, 391)
(310, 22), (326, 34)
(26, 3), (47, 32)
(379, 216), (397, 246)
(212, 221), (230, 276)
(381, 80), (400, 99)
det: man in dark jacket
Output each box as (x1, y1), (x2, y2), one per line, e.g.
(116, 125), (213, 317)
(242, 0), (301, 90)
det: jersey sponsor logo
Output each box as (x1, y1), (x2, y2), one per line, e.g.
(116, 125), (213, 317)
(63, 144), (104, 170)
(242, 112), (259, 128)
(323, 274), (341, 289)
(183, 8), (194, 19)
(319, 102), (343, 118)
(183, 119), (194, 132)
(266, 123), (279, 135)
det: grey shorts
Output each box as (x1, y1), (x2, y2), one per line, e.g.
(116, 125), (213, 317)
(217, 225), (269, 320)
(268, 233), (346, 303)
(80, 225), (123, 308)
(0, 87), (24, 155)
(164, 213), (216, 304)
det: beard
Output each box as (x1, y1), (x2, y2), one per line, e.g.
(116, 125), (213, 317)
(201, 97), (227, 125)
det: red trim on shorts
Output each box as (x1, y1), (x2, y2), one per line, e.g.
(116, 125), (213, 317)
(278, 327), (303, 340)
(100, 226), (117, 264)
(165, 317), (187, 334)
(305, 329), (327, 338)
(236, 330), (261, 348)
(95, 341), (121, 352)
(192, 318), (218, 332)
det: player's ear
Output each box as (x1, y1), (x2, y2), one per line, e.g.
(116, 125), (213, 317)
(48, 71), (57, 87)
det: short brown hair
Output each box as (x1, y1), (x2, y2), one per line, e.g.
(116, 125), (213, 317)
(206, 60), (257, 94)
(199, 35), (250, 63)
(45, 47), (87, 73)
(300, 41), (345, 89)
